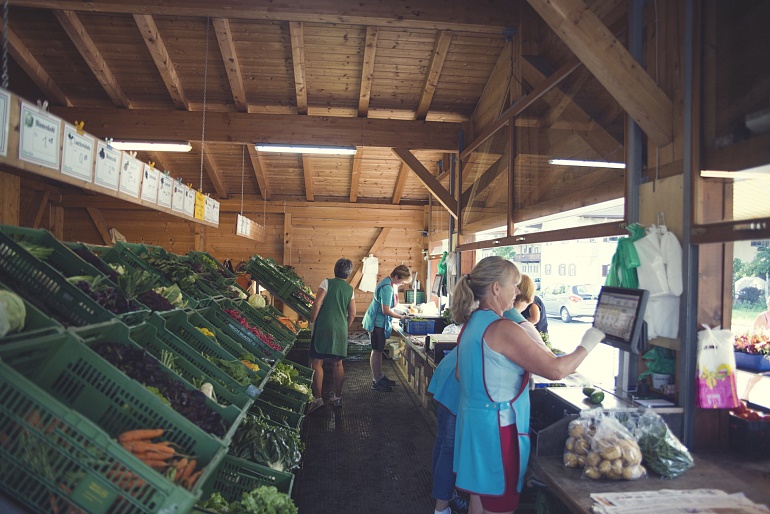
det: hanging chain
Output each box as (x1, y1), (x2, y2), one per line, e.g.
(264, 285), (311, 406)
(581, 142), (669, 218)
(240, 144), (245, 215)
(199, 17), (210, 191)
(2, 0), (10, 89)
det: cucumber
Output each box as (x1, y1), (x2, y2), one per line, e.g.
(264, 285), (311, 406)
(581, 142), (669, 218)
(582, 386), (596, 397)
(589, 390), (605, 404)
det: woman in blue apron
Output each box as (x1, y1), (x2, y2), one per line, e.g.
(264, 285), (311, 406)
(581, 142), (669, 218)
(362, 265), (411, 391)
(451, 256), (604, 514)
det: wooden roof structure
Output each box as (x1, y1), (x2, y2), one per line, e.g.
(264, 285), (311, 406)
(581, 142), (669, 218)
(1, 0), (651, 215)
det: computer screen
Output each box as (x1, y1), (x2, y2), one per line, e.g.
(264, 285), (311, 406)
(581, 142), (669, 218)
(432, 274), (445, 297)
(592, 286), (649, 354)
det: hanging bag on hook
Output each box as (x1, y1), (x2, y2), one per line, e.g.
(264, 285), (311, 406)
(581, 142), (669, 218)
(696, 325), (740, 409)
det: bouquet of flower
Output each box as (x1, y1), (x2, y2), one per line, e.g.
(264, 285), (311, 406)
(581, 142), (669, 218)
(733, 329), (770, 355)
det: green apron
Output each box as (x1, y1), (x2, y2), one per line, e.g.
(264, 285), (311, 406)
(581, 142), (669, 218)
(312, 278), (354, 357)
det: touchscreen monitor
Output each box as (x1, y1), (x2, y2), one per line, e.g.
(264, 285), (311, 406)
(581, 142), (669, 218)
(592, 286), (649, 354)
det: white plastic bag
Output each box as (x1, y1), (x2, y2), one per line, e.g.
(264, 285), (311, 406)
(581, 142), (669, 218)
(696, 325), (740, 409)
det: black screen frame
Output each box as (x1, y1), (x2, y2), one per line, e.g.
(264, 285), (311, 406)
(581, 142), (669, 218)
(432, 273), (445, 297)
(592, 286), (649, 354)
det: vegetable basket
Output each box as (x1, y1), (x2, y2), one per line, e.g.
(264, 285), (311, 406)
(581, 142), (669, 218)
(144, 313), (261, 408)
(0, 226), (151, 325)
(72, 319), (247, 444)
(264, 381), (312, 403)
(258, 387), (308, 413)
(244, 255), (293, 296)
(275, 283), (314, 321)
(195, 455), (294, 506)
(199, 303), (288, 362)
(0, 332), (228, 513)
(0, 279), (62, 343)
(250, 398), (304, 432)
(187, 250), (237, 284)
(0, 234), (122, 327)
(186, 309), (260, 364)
(219, 298), (296, 347)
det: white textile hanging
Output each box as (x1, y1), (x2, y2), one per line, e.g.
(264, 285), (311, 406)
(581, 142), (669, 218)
(359, 254), (379, 292)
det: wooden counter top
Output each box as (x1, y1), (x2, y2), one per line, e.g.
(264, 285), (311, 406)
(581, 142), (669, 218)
(530, 452), (770, 513)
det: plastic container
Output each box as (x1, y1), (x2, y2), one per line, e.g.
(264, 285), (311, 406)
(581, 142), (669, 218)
(187, 250), (237, 283)
(195, 455), (294, 509)
(728, 412), (770, 457)
(200, 303), (287, 362)
(258, 387), (308, 413)
(250, 398), (304, 432)
(652, 373), (672, 389)
(402, 318), (436, 335)
(0, 279), (62, 343)
(220, 298), (296, 347)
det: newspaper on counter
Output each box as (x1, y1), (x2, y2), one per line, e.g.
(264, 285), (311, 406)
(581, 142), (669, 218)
(591, 489), (770, 514)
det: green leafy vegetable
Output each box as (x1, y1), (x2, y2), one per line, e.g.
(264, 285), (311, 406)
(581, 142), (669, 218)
(0, 290), (26, 335)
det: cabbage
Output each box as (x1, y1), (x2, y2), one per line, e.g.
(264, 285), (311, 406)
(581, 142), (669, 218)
(0, 290), (26, 337)
(248, 293), (266, 309)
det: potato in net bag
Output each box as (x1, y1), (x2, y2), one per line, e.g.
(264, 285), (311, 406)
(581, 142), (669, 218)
(582, 415), (646, 481)
(563, 411), (599, 469)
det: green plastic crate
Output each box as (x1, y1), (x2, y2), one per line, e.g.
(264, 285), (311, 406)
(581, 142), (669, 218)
(244, 255), (290, 295)
(160, 310), (271, 391)
(263, 381), (311, 403)
(250, 398), (304, 432)
(71, 320), (247, 444)
(200, 303), (287, 362)
(0, 234), (120, 327)
(0, 332), (228, 510)
(0, 279), (62, 343)
(187, 251), (237, 284)
(0, 359), (202, 514)
(258, 387), (308, 413)
(218, 298), (296, 348)
(144, 314), (261, 408)
(187, 310), (257, 363)
(280, 283), (314, 320)
(279, 360), (314, 386)
(196, 455), (294, 507)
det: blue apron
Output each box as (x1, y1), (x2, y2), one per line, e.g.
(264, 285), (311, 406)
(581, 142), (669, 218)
(362, 277), (395, 338)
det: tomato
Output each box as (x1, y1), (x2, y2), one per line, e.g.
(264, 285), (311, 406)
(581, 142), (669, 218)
(746, 411), (761, 421)
(734, 401), (749, 413)
(763, 415), (770, 423)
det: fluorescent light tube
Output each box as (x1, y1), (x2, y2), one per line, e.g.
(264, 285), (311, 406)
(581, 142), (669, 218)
(255, 144), (357, 155)
(548, 158), (625, 169)
(701, 163), (770, 180)
(110, 141), (192, 152)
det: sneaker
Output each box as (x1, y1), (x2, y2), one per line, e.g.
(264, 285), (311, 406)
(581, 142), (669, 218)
(372, 375), (397, 386)
(449, 494), (469, 514)
(371, 378), (392, 392)
(306, 398), (324, 414)
(329, 394), (343, 407)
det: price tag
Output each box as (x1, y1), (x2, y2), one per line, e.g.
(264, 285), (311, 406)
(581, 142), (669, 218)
(19, 101), (62, 170)
(94, 141), (121, 190)
(183, 186), (196, 217)
(236, 214), (252, 236)
(204, 196), (214, 222)
(0, 88), (10, 157)
(194, 190), (206, 220)
(141, 164), (159, 204)
(171, 181), (185, 213)
(119, 154), (142, 198)
(157, 173), (173, 208)
(213, 200), (220, 225)
(61, 123), (95, 181)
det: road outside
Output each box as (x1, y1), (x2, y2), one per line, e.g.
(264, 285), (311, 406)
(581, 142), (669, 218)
(544, 317), (619, 388)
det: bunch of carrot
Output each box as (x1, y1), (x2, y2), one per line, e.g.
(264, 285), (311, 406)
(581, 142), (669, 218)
(117, 428), (203, 490)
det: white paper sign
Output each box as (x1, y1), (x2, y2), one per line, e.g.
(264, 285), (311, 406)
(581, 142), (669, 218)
(171, 181), (186, 213)
(183, 187), (196, 217)
(19, 101), (61, 170)
(94, 141), (122, 190)
(157, 173), (173, 208)
(119, 154), (142, 198)
(141, 165), (159, 204)
(204, 196), (215, 222)
(0, 89), (10, 157)
(213, 200), (220, 225)
(236, 214), (251, 236)
(61, 124), (95, 181)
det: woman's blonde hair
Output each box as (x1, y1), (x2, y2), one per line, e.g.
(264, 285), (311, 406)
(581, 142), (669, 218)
(451, 256), (520, 324)
(515, 274), (535, 305)
(390, 265), (412, 282)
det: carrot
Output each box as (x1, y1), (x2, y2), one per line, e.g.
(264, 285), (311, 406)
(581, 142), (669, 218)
(118, 428), (164, 443)
(121, 440), (176, 456)
(178, 458), (196, 483)
(25, 409), (42, 428)
(139, 458), (169, 471)
(183, 470), (203, 489)
(118, 476), (145, 491)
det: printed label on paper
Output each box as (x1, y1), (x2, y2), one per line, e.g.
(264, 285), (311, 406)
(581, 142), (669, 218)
(61, 124), (95, 181)
(141, 165), (159, 204)
(19, 101), (61, 170)
(157, 174), (173, 208)
(0, 89), (10, 157)
(119, 154), (142, 198)
(94, 141), (121, 190)
(171, 181), (185, 212)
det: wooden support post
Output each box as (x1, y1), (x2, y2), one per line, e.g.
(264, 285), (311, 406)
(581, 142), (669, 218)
(86, 207), (113, 245)
(49, 205), (64, 240)
(32, 191), (51, 229)
(0, 171), (20, 225)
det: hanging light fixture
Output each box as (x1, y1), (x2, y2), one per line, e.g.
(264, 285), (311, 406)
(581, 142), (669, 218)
(110, 141), (192, 152)
(548, 158), (625, 169)
(255, 144), (357, 155)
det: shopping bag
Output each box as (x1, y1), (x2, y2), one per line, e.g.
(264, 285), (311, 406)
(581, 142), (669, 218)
(696, 325), (740, 409)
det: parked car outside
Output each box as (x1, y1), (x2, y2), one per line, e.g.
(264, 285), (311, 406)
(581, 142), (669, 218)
(541, 283), (601, 323)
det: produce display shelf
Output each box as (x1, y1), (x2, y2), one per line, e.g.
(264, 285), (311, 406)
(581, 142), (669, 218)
(0, 226), (151, 326)
(72, 320), (247, 445)
(258, 387), (308, 414)
(187, 310), (260, 364)
(187, 251), (238, 284)
(272, 285), (313, 321)
(0, 279), (62, 343)
(0, 234), (122, 327)
(200, 303), (289, 362)
(127, 246), (214, 304)
(245, 255), (294, 296)
(218, 298), (296, 348)
(250, 398), (304, 432)
(263, 381), (311, 404)
(0, 332), (228, 511)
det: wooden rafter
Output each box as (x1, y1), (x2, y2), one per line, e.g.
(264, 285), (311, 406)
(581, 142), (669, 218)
(460, 156), (505, 210)
(348, 227), (392, 289)
(358, 26), (379, 117)
(302, 155), (314, 201)
(133, 14), (189, 110)
(54, 10), (132, 108)
(0, 17), (72, 107)
(415, 31), (452, 121)
(247, 146), (271, 200)
(201, 143), (229, 199)
(147, 152), (172, 173)
(213, 18), (248, 112)
(289, 22), (308, 115)
(32, 191), (51, 229)
(392, 148), (457, 219)
(86, 207), (113, 245)
(527, 0), (673, 147)
(392, 162), (410, 205)
(349, 148), (363, 203)
(48, 107), (461, 151)
(541, 68), (589, 129)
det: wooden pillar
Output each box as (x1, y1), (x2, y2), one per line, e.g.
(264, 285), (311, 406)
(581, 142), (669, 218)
(195, 224), (205, 251)
(283, 213), (292, 266)
(49, 204), (64, 240)
(0, 171), (20, 225)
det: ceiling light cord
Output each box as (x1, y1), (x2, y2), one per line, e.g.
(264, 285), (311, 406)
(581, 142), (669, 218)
(199, 17), (210, 191)
(2, 0), (9, 89)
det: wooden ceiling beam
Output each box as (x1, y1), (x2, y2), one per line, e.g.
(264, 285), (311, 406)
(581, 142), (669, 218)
(48, 107), (461, 150)
(460, 155), (505, 210)
(349, 148), (363, 203)
(392, 148), (457, 219)
(246, 146), (271, 200)
(1, 17), (72, 107)
(302, 155), (314, 201)
(357, 26), (378, 117)
(54, 10), (132, 108)
(391, 162), (410, 204)
(15, 1), (517, 34)
(86, 207), (113, 245)
(213, 18), (248, 112)
(201, 143), (229, 199)
(415, 30), (452, 121)
(133, 14), (189, 110)
(527, 0), (673, 147)
(289, 22), (308, 115)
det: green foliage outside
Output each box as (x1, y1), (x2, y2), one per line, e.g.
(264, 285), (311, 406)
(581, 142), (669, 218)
(489, 245), (516, 261)
(733, 246), (770, 309)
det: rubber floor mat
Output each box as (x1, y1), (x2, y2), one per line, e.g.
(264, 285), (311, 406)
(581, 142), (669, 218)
(292, 359), (438, 514)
